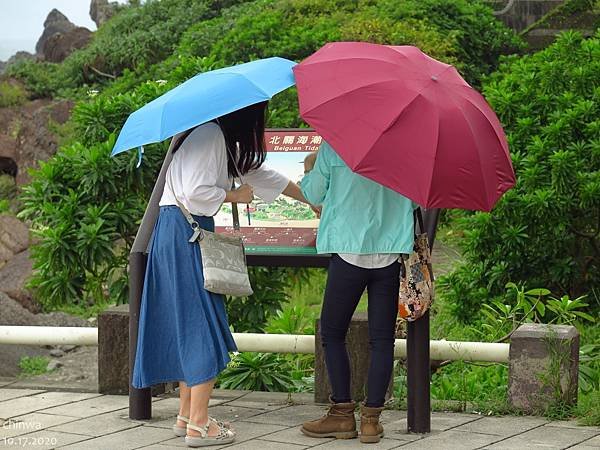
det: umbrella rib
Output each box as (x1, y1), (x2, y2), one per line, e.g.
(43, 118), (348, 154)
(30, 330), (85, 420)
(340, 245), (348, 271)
(445, 89), (492, 209)
(157, 72), (272, 142)
(424, 95), (441, 207)
(457, 86), (508, 153)
(301, 77), (408, 117)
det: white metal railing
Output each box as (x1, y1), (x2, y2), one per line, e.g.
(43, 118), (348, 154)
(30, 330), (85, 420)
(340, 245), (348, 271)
(0, 326), (510, 363)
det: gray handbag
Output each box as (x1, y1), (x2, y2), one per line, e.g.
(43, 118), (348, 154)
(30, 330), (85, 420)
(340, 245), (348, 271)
(169, 135), (253, 297)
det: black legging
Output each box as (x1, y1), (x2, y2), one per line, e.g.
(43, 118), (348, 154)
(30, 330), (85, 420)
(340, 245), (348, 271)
(320, 254), (400, 407)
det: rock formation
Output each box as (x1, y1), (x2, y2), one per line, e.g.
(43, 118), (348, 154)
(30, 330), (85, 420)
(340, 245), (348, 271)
(90, 0), (119, 27)
(35, 9), (92, 63)
(35, 9), (77, 55)
(0, 99), (74, 185)
(41, 27), (93, 63)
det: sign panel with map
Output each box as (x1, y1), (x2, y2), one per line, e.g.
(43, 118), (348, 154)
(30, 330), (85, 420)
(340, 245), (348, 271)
(215, 129), (322, 256)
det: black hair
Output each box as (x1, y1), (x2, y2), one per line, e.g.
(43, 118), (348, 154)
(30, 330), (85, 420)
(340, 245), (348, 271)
(218, 101), (268, 177)
(172, 101), (268, 178)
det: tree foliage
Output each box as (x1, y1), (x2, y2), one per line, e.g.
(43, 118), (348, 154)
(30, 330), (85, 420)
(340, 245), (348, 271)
(443, 31), (600, 321)
(13, 0), (522, 322)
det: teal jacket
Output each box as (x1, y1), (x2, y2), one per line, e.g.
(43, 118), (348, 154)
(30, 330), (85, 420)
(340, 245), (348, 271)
(300, 141), (417, 255)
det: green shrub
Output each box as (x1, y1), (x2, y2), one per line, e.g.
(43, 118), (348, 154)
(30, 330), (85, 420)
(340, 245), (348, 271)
(578, 390), (600, 426)
(0, 174), (16, 199)
(18, 136), (165, 309)
(18, 356), (50, 377)
(265, 304), (316, 335)
(179, 0), (521, 86)
(8, 0), (247, 97)
(225, 267), (292, 332)
(431, 362), (508, 411)
(17, 0), (522, 313)
(444, 31), (600, 322)
(5, 60), (64, 99)
(377, 0), (525, 86)
(217, 352), (294, 391)
(0, 81), (27, 107)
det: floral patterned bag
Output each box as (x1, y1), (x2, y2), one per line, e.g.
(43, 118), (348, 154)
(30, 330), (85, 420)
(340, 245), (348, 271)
(397, 208), (434, 322)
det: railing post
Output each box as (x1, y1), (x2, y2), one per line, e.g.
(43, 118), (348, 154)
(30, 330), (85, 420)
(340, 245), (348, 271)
(128, 251), (151, 419)
(127, 138), (176, 420)
(407, 311), (431, 433)
(406, 208), (439, 434)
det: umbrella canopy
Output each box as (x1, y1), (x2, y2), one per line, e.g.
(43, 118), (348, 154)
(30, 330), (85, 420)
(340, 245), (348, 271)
(112, 57), (297, 156)
(293, 42), (515, 211)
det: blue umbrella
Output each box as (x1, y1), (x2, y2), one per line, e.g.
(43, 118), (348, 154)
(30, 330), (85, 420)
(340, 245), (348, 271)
(111, 57), (297, 157)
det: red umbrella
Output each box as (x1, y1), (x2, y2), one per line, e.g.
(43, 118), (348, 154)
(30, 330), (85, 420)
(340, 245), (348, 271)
(293, 42), (515, 211)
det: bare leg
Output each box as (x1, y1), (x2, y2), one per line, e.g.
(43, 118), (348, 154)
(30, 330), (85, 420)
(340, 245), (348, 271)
(177, 381), (191, 429)
(188, 379), (220, 437)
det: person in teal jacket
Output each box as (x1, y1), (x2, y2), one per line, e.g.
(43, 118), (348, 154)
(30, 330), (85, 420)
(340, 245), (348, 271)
(299, 140), (417, 444)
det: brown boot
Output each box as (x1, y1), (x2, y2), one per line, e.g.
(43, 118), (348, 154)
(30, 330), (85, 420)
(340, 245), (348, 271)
(301, 398), (357, 439)
(360, 403), (385, 443)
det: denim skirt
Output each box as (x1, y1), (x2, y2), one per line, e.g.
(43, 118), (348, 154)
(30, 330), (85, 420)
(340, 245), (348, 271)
(132, 205), (237, 388)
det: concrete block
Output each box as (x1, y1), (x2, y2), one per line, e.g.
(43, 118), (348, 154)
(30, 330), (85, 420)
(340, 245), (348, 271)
(98, 304), (130, 395)
(48, 409), (138, 436)
(259, 425), (334, 446)
(398, 430), (500, 450)
(0, 391), (100, 419)
(97, 303), (178, 396)
(453, 415), (548, 436)
(228, 440), (308, 449)
(508, 323), (579, 413)
(315, 312), (393, 403)
(1, 429), (90, 449)
(0, 388), (45, 402)
(41, 393), (130, 418)
(486, 424), (599, 449)
(58, 423), (168, 449)
(244, 404), (329, 427)
(0, 412), (76, 439)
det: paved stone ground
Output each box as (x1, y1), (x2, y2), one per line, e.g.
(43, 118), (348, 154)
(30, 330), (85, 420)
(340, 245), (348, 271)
(1, 387), (599, 449)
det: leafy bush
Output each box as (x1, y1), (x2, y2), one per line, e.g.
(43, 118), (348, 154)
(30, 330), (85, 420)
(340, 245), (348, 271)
(8, 0), (247, 97)
(377, 0), (525, 86)
(18, 136), (164, 309)
(16, 0), (521, 314)
(179, 0), (521, 86)
(18, 356), (50, 377)
(0, 81), (27, 107)
(5, 60), (64, 99)
(217, 352), (294, 391)
(265, 304), (316, 335)
(0, 175), (16, 199)
(18, 56), (218, 310)
(444, 31), (600, 321)
(225, 267), (291, 332)
(431, 362), (508, 411)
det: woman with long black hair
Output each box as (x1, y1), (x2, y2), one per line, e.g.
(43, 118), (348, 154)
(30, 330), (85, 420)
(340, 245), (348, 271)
(132, 101), (310, 447)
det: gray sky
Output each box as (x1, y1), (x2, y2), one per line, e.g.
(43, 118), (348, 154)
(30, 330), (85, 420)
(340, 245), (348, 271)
(0, 0), (127, 61)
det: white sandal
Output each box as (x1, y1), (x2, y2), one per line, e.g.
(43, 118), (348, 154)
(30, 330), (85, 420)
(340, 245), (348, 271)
(173, 415), (231, 437)
(185, 418), (235, 447)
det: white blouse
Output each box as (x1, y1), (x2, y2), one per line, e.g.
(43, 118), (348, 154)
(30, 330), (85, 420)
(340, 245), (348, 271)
(159, 122), (290, 216)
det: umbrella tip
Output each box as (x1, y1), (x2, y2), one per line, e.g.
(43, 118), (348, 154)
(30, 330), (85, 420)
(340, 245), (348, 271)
(431, 75), (438, 81)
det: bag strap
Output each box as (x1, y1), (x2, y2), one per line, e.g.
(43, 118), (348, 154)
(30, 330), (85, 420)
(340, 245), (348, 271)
(167, 167), (204, 243)
(167, 124), (243, 234)
(414, 207), (425, 238)
(172, 127), (196, 154)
